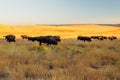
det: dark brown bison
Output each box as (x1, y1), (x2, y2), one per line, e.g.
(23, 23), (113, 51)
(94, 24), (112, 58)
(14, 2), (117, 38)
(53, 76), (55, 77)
(26, 35), (61, 45)
(46, 36), (61, 42)
(27, 37), (38, 42)
(91, 36), (104, 40)
(112, 36), (117, 39)
(53, 36), (61, 42)
(3, 34), (16, 43)
(77, 36), (91, 42)
(102, 36), (107, 39)
(36, 36), (58, 45)
(108, 36), (117, 40)
(98, 36), (104, 40)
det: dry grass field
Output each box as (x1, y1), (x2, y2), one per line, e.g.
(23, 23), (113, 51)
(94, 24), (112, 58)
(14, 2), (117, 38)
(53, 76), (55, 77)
(0, 24), (120, 80)
(0, 38), (120, 80)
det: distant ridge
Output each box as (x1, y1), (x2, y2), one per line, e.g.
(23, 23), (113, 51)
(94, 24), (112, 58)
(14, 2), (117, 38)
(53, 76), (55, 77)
(98, 24), (120, 27)
(0, 24), (120, 27)
(35, 24), (80, 26)
(36, 24), (120, 27)
(35, 24), (97, 26)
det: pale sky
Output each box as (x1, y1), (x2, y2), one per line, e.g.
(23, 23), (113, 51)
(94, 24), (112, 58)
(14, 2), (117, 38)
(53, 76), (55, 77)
(0, 0), (120, 25)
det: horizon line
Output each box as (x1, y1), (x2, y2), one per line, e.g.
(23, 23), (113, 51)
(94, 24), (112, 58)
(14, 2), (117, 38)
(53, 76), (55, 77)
(0, 23), (120, 26)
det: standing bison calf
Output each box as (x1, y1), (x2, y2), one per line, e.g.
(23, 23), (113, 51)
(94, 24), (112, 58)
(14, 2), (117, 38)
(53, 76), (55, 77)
(21, 35), (29, 39)
(3, 35), (16, 43)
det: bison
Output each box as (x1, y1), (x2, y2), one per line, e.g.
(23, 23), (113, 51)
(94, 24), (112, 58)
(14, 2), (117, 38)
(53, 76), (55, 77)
(77, 36), (91, 42)
(102, 36), (107, 39)
(26, 35), (61, 45)
(91, 36), (104, 40)
(36, 36), (58, 45)
(46, 36), (61, 42)
(27, 37), (38, 42)
(21, 35), (29, 39)
(3, 35), (16, 43)
(53, 36), (61, 42)
(108, 36), (117, 40)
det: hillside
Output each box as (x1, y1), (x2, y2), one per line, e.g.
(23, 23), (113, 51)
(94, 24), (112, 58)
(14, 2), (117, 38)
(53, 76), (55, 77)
(0, 24), (120, 39)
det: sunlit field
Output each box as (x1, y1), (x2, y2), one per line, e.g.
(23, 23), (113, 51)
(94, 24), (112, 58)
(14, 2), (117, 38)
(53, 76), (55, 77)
(0, 24), (120, 39)
(0, 24), (120, 80)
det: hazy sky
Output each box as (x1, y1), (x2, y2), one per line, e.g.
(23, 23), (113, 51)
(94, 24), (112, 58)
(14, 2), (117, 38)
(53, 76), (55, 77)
(0, 0), (120, 25)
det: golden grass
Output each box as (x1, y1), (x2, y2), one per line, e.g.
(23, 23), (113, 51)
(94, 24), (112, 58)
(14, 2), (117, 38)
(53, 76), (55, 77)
(0, 39), (120, 80)
(0, 24), (120, 39)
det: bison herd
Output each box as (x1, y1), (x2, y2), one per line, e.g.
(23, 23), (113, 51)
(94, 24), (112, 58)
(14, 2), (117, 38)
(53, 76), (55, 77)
(2, 34), (118, 45)
(77, 35), (117, 42)
(21, 35), (61, 45)
(3, 35), (61, 45)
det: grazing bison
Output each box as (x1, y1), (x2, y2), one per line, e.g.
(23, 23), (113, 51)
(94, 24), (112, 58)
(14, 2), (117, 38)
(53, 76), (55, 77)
(36, 36), (58, 45)
(21, 35), (29, 39)
(91, 36), (104, 40)
(47, 36), (58, 45)
(3, 35), (16, 43)
(112, 36), (117, 39)
(26, 35), (61, 45)
(46, 36), (61, 42)
(27, 37), (38, 42)
(102, 36), (107, 39)
(91, 35), (117, 41)
(77, 36), (91, 42)
(98, 36), (104, 40)
(53, 36), (61, 42)
(108, 36), (117, 40)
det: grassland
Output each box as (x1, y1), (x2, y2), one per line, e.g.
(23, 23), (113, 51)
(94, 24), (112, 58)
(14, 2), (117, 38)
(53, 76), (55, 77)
(0, 38), (120, 80)
(0, 24), (120, 80)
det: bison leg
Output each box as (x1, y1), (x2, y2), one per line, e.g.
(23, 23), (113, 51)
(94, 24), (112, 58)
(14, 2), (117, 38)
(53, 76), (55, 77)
(47, 43), (49, 45)
(89, 40), (91, 42)
(39, 42), (42, 46)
